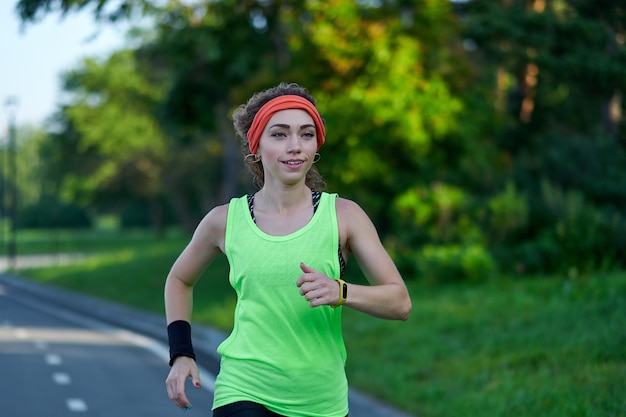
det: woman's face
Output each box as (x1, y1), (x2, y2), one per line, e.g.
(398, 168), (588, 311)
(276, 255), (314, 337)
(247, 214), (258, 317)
(257, 108), (318, 185)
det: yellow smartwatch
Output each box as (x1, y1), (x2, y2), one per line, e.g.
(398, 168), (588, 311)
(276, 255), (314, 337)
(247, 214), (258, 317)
(332, 279), (347, 308)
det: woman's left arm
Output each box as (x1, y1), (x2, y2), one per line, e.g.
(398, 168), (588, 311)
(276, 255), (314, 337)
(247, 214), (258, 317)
(338, 198), (412, 321)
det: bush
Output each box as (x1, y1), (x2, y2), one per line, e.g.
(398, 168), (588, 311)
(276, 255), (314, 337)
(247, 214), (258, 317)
(119, 198), (177, 230)
(486, 181), (529, 243)
(499, 180), (626, 274)
(18, 198), (92, 229)
(388, 182), (510, 281)
(120, 200), (153, 228)
(416, 244), (497, 283)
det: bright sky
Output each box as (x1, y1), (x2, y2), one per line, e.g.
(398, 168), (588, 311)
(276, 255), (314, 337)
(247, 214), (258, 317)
(0, 1), (129, 129)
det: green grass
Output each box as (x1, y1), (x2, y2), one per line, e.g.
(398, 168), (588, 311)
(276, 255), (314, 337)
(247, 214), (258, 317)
(12, 229), (626, 417)
(342, 273), (626, 417)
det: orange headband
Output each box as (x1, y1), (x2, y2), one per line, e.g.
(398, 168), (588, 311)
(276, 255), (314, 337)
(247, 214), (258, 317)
(247, 95), (325, 155)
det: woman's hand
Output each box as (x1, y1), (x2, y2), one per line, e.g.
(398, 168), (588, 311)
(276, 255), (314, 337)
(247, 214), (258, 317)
(165, 356), (201, 410)
(296, 262), (342, 307)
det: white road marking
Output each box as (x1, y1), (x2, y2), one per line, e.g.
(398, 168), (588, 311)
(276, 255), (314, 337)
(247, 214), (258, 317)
(66, 398), (88, 412)
(15, 328), (28, 339)
(53, 372), (72, 385)
(45, 353), (63, 365)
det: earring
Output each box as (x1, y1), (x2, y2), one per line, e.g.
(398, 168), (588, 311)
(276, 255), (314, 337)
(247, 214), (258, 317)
(313, 153), (321, 163)
(245, 153), (261, 163)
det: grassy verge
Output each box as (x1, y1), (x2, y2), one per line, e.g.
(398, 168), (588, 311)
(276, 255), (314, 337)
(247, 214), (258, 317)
(12, 229), (626, 417)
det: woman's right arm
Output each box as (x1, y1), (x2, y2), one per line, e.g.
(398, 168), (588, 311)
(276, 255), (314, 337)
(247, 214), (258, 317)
(164, 204), (227, 410)
(164, 204), (228, 325)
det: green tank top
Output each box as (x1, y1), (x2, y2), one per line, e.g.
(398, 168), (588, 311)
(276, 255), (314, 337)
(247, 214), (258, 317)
(213, 192), (348, 417)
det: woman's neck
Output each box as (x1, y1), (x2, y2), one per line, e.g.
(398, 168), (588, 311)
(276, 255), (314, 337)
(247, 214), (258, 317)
(255, 184), (311, 216)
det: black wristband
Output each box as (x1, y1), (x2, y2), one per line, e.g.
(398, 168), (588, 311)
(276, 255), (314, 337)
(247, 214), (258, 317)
(167, 320), (196, 366)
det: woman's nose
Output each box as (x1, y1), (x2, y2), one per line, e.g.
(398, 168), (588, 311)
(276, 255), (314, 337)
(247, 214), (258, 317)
(286, 134), (301, 151)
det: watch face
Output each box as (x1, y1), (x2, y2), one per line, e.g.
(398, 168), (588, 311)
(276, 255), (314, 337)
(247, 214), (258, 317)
(342, 283), (348, 298)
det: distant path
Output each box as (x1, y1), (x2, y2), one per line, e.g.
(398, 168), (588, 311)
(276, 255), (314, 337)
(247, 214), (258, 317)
(0, 253), (87, 272)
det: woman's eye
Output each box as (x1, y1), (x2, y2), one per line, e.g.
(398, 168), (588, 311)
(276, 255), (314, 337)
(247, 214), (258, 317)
(271, 132), (287, 138)
(302, 132), (315, 138)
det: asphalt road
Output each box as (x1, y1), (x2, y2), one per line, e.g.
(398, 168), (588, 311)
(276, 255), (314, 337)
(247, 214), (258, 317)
(0, 272), (415, 417)
(0, 278), (214, 417)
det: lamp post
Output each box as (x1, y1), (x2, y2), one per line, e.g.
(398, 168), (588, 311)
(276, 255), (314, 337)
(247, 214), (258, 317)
(4, 97), (18, 271)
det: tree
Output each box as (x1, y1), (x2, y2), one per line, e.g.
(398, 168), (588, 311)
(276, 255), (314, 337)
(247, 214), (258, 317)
(18, 0), (626, 274)
(459, 0), (626, 272)
(46, 49), (170, 229)
(15, 0), (153, 22)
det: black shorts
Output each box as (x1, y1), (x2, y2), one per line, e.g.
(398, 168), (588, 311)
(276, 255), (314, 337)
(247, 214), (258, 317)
(213, 401), (283, 417)
(213, 401), (349, 417)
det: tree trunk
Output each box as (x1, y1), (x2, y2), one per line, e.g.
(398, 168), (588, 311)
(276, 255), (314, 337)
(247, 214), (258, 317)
(217, 102), (242, 205)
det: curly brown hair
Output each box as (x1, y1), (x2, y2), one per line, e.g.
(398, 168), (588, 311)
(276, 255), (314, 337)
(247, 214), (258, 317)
(233, 82), (327, 191)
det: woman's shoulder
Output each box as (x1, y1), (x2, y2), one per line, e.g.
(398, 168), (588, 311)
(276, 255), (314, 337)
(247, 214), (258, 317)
(334, 196), (370, 224)
(201, 193), (253, 227)
(203, 194), (249, 219)
(208, 202), (230, 219)
(196, 202), (230, 234)
(334, 195), (364, 213)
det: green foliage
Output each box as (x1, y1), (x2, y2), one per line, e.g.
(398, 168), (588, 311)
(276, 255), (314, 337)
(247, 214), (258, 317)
(416, 243), (497, 283)
(389, 183), (488, 279)
(539, 180), (623, 272)
(393, 183), (475, 244)
(18, 197), (92, 229)
(486, 181), (529, 243)
(11, 126), (49, 207)
(12, 0), (626, 276)
(307, 0), (464, 230)
(455, 0), (626, 274)
(61, 50), (168, 199)
(494, 179), (626, 275)
(118, 198), (170, 229)
(15, 0), (151, 22)
(524, 131), (626, 210)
